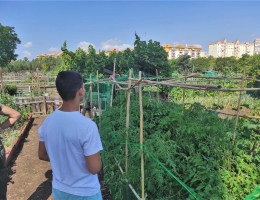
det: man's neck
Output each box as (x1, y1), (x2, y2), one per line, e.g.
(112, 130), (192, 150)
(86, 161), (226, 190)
(59, 100), (80, 112)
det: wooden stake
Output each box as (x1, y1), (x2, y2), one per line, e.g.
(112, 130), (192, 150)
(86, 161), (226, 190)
(43, 87), (47, 114)
(110, 58), (116, 107)
(97, 71), (101, 132)
(37, 68), (40, 96)
(139, 71), (145, 200)
(0, 67), (4, 93)
(90, 75), (93, 119)
(233, 66), (246, 145)
(110, 84), (114, 107)
(31, 73), (34, 97)
(82, 90), (90, 116)
(182, 75), (187, 107)
(125, 70), (132, 174)
(156, 69), (159, 102)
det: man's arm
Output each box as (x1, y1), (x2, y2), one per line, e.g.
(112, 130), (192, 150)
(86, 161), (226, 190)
(38, 141), (50, 161)
(85, 152), (102, 175)
(0, 105), (21, 130)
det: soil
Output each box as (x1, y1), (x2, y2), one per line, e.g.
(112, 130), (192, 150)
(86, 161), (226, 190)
(217, 107), (252, 119)
(7, 115), (113, 200)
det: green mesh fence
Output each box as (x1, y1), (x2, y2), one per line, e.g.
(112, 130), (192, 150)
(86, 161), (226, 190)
(82, 69), (160, 110)
(244, 185), (260, 200)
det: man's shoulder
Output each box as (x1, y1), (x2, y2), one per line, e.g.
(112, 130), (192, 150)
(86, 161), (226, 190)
(78, 115), (97, 128)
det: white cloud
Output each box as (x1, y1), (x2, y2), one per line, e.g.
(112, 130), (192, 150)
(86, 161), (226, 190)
(77, 41), (95, 51)
(100, 39), (132, 51)
(22, 50), (32, 58)
(48, 47), (59, 52)
(23, 42), (32, 48)
(250, 33), (255, 38)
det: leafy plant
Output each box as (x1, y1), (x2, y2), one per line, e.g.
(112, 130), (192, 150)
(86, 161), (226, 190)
(4, 85), (18, 95)
(99, 94), (259, 199)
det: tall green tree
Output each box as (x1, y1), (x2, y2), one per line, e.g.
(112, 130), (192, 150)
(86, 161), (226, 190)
(191, 57), (210, 73)
(214, 57), (238, 75)
(132, 33), (170, 76)
(175, 54), (192, 74)
(0, 23), (21, 68)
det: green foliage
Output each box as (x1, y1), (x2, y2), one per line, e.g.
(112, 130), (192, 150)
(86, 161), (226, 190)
(214, 57), (238, 76)
(0, 93), (30, 127)
(4, 85), (17, 95)
(0, 23), (21, 67)
(60, 34), (171, 79)
(175, 55), (193, 74)
(190, 57), (210, 73)
(132, 33), (170, 76)
(100, 94), (259, 199)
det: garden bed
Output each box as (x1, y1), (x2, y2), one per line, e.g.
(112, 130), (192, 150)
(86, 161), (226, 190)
(4, 113), (32, 165)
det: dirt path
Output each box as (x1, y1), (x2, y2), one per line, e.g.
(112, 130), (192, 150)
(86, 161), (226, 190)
(6, 115), (112, 200)
(7, 116), (53, 200)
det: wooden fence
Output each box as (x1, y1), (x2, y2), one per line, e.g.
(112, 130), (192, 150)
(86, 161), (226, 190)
(13, 96), (62, 115)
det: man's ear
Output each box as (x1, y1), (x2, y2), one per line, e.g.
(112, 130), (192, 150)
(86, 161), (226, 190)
(78, 88), (84, 96)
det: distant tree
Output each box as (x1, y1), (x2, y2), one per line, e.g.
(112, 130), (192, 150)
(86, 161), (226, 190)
(60, 41), (76, 70)
(191, 57), (210, 73)
(132, 33), (170, 76)
(168, 59), (178, 74)
(214, 57), (237, 75)
(7, 59), (28, 72)
(175, 55), (192, 74)
(0, 23), (21, 68)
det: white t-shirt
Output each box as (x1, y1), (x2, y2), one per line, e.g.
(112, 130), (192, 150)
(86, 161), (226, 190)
(38, 109), (103, 196)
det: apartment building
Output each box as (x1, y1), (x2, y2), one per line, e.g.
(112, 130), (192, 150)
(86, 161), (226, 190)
(36, 52), (61, 59)
(163, 44), (202, 59)
(208, 39), (254, 59)
(254, 38), (260, 55)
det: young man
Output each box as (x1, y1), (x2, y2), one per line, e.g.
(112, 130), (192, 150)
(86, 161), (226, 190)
(38, 71), (103, 200)
(0, 104), (21, 200)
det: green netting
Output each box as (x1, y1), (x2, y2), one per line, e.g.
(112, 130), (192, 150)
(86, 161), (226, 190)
(82, 69), (160, 110)
(244, 185), (260, 200)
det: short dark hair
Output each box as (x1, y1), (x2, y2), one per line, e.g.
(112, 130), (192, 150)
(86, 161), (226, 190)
(56, 71), (83, 101)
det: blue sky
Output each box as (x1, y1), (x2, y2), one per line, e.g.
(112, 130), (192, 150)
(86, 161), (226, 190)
(0, 0), (260, 60)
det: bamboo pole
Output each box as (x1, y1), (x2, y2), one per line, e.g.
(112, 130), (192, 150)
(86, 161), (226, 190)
(31, 72), (35, 97)
(110, 58), (116, 107)
(139, 71), (145, 200)
(37, 68), (40, 96)
(182, 75), (187, 107)
(110, 84), (114, 107)
(43, 87), (47, 114)
(0, 67), (4, 93)
(125, 70), (132, 174)
(156, 69), (159, 102)
(233, 66), (246, 145)
(82, 90), (90, 116)
(90, 75), (93, 119)
(97, 71), (101, 132)
(126, 78), (260, 92)
(115, 157), (142, 200)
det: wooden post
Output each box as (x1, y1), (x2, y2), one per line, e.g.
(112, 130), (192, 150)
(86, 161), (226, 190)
(43, 87), (47, 114)
(97, 71), (101, 132)
(82, 90), (90, 116)
(31, 73), (34, 97)
(182, 75), (187, 107)
(125, 70), (132, 174)
(37, 68), (40, 96)
(90, 75), (93, 119)
(156, 69), (159, 102)
(139, 71), (145, 200)
(0, 67), (4, 93)
(110, 58), (116, 107)
(233, 66), (246, 145)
